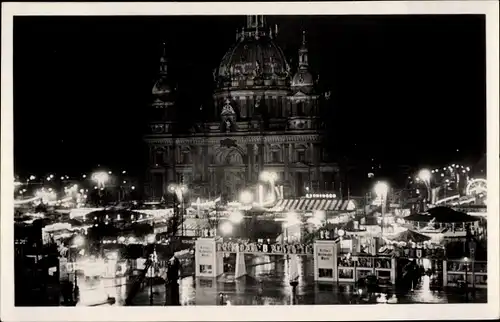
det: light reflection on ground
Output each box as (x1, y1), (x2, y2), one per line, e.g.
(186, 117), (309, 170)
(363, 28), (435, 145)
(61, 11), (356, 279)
(75, 255), (487, 306)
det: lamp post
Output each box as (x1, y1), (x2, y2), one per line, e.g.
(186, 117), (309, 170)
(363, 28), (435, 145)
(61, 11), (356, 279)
(463, 257), (469, 301)
(259, 171), (278, 203)
(418, 169), (432, 208)
(284, 211), (300, 257)
(374, 181), (389, 236)
(70, 235), (84, 303)
(146, 235), (157, 306)
(286, 213), (300, 300)
(338, 228), (345, 255)
(92, 171), (109, 206)
(168, 184), (188, 236)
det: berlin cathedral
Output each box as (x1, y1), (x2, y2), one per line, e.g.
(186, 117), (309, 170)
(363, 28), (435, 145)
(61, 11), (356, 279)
(144, 15), (340, 202)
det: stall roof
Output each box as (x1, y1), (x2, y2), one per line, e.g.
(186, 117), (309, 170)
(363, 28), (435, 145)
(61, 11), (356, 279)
(405, 206), (479, 223)
(268, 198), (356, 212)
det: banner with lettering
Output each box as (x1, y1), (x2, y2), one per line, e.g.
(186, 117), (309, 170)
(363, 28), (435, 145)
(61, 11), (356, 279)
(216, 241), (313, 255)
(396, 247), (445, 259)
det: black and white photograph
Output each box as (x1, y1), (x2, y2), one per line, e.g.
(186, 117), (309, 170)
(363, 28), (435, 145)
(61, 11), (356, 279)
(1, 1), (499, 321)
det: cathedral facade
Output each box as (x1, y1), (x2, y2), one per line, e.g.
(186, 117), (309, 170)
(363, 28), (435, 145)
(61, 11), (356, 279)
(144, 16), (339, 202)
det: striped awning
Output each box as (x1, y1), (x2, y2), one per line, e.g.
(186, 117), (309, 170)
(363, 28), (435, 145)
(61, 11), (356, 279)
(182, 218), (211, 231)
(268, 199), (356, 212)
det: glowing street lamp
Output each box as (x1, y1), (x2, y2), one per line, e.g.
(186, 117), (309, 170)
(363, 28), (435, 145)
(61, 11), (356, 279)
(72, 235), (85, 248)
(418, 168), (432, 206)
(229, 211), (244, 224)
(418, 169), (431, 183)
(260, 171), (279, 203)
(260, 171), (278, 183)
(168, 183), (188, 236)
(220, 222), (233, 235)
(92, 171), (109, 188)
(147, 234), (156, 244)
(463, 256), (470, 298)
(374, 181), (389, 200)
(239, 190), (253, 205)
(70, 235), (85, 296)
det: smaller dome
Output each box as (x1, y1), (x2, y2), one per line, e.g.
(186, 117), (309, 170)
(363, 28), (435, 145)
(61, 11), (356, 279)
(152, 77), (173, 96)
(291, 70), (314, 93)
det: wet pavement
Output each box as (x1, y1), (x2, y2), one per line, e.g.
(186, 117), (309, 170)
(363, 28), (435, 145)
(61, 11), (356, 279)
(74, 255), (487, 306)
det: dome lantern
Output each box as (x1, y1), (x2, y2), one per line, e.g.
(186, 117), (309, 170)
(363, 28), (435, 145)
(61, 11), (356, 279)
(151, 42), (176, 111)
(298, 30), (309, 70)
(291, 30), (314, 93)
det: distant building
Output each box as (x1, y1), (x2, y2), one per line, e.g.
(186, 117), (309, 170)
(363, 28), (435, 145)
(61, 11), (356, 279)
(144, 16), (340, 201)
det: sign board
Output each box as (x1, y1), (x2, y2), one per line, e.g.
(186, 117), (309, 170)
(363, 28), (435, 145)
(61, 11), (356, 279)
(399, 247), (445, 259)
(215, 241), (313, 256)
(313, 240), (338, 282)
(317, 246), (334, 267)
(195, 238), (220, 277)
(198, 244), (214, 260)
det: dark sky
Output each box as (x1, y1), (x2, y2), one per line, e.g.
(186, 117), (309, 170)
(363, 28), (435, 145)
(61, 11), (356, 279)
(13, 15), (486, 182)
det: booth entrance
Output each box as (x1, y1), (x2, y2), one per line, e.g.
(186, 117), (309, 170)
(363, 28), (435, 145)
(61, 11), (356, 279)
(194, 238), (397, 285)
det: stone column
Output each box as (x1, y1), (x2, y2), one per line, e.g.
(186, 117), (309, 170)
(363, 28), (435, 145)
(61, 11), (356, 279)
(203, 143), (209, 182)
(162, 171), (168, 196)
(168, 146), (175, 183)
(191, 145), (198, 181)
(247, 143), (254, 182)
(149, 146), (154, 166)
(283, 143), (289, 180)
(443, 260), (448, 287)
(258, 140), (265, 171)
(313, 143), (320, 183)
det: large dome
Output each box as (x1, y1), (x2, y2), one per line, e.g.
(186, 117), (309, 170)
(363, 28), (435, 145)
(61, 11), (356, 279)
(216, 28), (291, 89)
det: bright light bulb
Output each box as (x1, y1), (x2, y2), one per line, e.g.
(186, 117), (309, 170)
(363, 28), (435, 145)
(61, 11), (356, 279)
(374, 181), (389, 197)
(73, 235), (85, 247)
(229, 211), (244, 224)
(418, 169), (431, 182)
(285, 212), (300, 227)
(239, 190), (253, 204)
(220, 222), (233, 235)
(147, 234), (156, 243)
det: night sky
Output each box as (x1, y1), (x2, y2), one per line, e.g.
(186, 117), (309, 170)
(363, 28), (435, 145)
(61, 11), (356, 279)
(13, 15), (486, 185)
